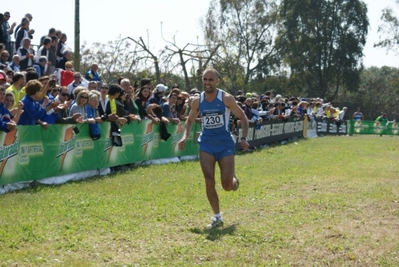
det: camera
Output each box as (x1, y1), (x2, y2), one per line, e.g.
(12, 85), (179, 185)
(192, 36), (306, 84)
(49, 80), (56, 88)
(73, 127), (80, 134)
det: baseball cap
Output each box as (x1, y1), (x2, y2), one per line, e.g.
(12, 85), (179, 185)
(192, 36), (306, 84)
(155, 84), (167, 92)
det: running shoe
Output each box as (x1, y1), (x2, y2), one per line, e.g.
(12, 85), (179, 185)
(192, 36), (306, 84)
(207, 216), (224, 229)
(233, 177), (240, 191)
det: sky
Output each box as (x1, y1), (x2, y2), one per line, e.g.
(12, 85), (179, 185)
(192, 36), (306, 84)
(3, 0), (399, 68)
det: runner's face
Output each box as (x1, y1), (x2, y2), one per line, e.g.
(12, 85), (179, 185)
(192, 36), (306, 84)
(202, 71), (219, 93)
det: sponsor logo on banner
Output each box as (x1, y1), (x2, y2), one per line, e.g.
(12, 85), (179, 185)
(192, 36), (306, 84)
(56, 126), (76, 171)
(172, 122), (183, 152)
(0, 129), (19, 176)
(141, 122), (154, 156)
(392, 123), (398, 134)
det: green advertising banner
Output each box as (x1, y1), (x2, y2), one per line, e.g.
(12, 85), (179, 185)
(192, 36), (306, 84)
(348, 120), (399, 136)
(0, 121), (201, 186)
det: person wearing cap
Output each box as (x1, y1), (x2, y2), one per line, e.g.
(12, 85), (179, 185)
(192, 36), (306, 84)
(16, 37), (35, 71)
(2, 12), (16, 60)
(149, 83), (167, 105)
(178, 67), (249, 229)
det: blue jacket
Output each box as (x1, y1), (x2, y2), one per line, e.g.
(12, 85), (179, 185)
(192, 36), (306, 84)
(85, 70), (101, 82)
(0, 103), (12, 132)
(18, 95), (46, 125)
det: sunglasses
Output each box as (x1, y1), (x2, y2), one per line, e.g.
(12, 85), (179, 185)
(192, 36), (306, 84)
(61, 93), (69, 97)
(74, 76), (81, 79)
(101, 87), (109, 89)
(80, 96), (88, 99)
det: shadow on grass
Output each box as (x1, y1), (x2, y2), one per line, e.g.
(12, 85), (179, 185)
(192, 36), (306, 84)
(189, 224), (238, 241)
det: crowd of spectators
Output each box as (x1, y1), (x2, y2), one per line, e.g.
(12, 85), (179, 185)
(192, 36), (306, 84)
(230, 90), (349, 134)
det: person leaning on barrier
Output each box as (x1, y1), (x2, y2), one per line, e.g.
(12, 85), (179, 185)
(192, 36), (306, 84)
(17, 79), (58, 128)
(0, 85), (23, 132)
(53, 86), (82, 124)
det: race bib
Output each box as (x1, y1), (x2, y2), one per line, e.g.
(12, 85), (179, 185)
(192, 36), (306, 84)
(203, 112), (224, 129)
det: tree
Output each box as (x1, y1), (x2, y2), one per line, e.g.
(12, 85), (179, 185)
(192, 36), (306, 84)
(375, 0), (399, 53)
(203, 0), (280, 94)
(80, 37), (150, 83)
(276, 0), (369, 100)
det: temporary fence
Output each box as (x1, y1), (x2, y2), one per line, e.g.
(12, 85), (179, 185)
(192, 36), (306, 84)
(0, 119), (306, 192)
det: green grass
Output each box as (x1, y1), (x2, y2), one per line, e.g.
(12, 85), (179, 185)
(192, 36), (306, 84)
(1, 135), (399, 266)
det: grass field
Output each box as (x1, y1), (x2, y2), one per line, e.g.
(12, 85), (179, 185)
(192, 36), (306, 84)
(1, 135), (399, 266)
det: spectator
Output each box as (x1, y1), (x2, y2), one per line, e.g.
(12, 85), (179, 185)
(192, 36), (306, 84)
(33, 56), (47, 77)
(123, 83), (139, 117)
(105, 84), (128, 143)
(134, 85), (153, 120)
(86, 90), (103, 139)
(6, 72), (25, 108)
(149, 83), (166, 105)
(0, 85), (23, 132)
(36, 37), (51, 63)
(56, 49), (71, 70)
(338, 107), (347, 121)
(0, 50), (10, 70)
(9, 54), (20, 72)
(52, 86), (81, 124)
(269, 102), (289, 121)
(375, 113), (388, 124)
(87, 81), (97, 91)
(56, 33), (67, 62)
(0, 70), (7, 86)
(14, 14), (34, 41)
(175, 93), (188, 121)
(59, 60), (74, 86)
(314, 102), (324, 119)
(115, 89), (139, 123)
(162, 92), (179, 124)
(69, 89), (89, 119)
(353, 107), (364, 121)
(15, 18), (31, 49)
(46, 36), (57, 75)
(40, 28), (56, 47)
(2, 12), (16, 60)
(67, 72), (84, 98)
(0, 14), (4, 45)
(98, 83), (109, 116)
(4, 91), (16, 115)
(85, 63), (101, 82)
(18, 79), (58, 127)
(5, 70), (13, 84)
(16, 37), (35, 71)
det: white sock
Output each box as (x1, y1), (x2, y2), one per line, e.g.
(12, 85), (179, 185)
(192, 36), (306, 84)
(214, 213), (222, 219)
